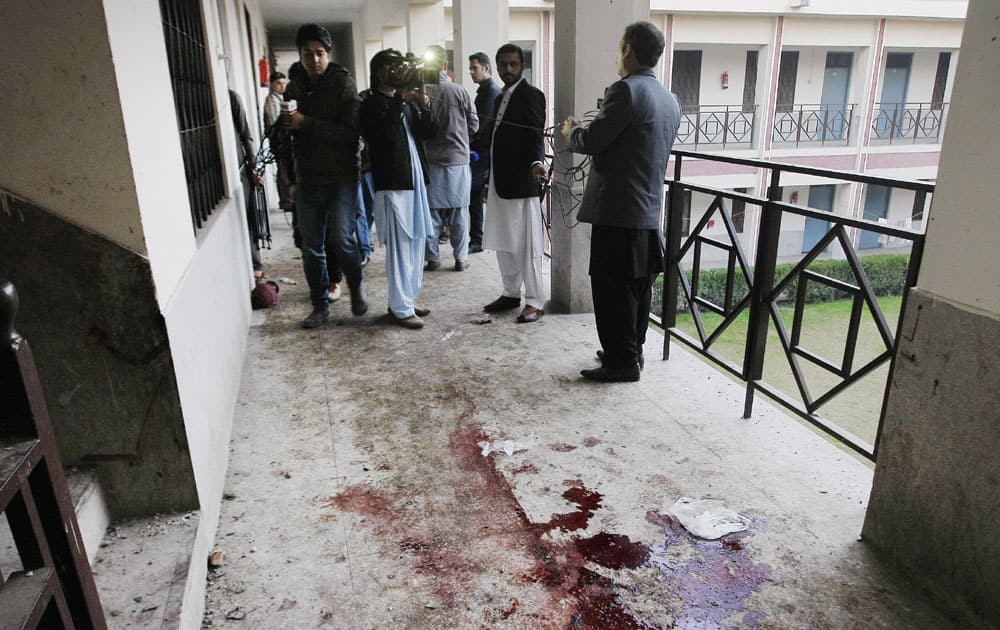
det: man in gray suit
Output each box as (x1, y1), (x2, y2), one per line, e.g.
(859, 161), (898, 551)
(562, 21), (680, 382)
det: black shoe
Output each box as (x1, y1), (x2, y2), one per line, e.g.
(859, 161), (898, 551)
(483, 295), (521, 312)
(350, 281), (368, 316)
(581, 365), (640, 383)
(596, 350), (644, 370)
(425, 260), (441, 271)
(302, 306), (330, 329)
(360, 253), (371, 268)
(454, 260), (469, 271)
(469, 243), (483, 254)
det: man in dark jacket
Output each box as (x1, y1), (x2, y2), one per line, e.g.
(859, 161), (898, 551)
(468, 52), (501, 254)
(481, 43), (548, 324)
(562, 21), (681, 382)
(284, 23), (367, 328)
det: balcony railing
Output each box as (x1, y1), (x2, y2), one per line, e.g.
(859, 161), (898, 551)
(773, 104), (855, 147)
(871, 102), (948, 144)
(675, 105), (756, 149)
(658, 151), (933, 461)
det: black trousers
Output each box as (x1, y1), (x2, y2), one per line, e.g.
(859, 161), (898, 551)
(469, 166), (489, 247)
(591, 272), (657, 369)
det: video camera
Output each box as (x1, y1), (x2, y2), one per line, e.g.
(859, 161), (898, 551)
(386, 51), (443, 90)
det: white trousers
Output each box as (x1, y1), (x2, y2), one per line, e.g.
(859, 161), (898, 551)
(496, 249), (545, 309)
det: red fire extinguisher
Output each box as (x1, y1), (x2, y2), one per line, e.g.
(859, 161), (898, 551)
(258, 58), (270, 87)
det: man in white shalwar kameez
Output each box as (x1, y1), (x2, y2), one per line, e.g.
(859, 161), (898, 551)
(481, 43), (548, 323)
(361, 50), (436, 329)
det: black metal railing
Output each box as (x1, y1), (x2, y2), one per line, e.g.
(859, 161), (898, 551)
(773, 103), (855, 146)
(675, 105), (756, 149)
(659, 150), (933, 460)
(871, 102), (948, 144)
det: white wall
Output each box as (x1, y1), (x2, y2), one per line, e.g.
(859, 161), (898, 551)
(883, 18), (965, 48)
(103, 0), (199, 307)
(650, 0), (966, 20)
(918, 0), (1000, 313)
(0, 0), (147, 254)
(672, 14), (773, 45)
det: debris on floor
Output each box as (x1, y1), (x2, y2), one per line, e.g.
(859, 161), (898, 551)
(440, 329), (458, 342)
(663, 496), (749, 539)
(478, 439), (531, 457)
(276, 276), (297, 285)
(208, 548), (228, 569)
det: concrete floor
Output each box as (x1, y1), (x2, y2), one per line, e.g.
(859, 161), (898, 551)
(201, 213), (970, 629)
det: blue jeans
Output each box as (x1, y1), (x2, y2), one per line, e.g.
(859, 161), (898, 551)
(297, 182), (362, 308)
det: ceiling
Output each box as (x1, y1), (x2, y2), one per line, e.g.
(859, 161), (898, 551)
(257, 0), (366, 32)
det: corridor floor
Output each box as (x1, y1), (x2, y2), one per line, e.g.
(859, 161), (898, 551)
(201, 212), (966, 628)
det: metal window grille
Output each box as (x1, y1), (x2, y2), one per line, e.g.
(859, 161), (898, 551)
(160, 0), (224, 232)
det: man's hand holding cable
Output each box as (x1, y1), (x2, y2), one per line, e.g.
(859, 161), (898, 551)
(561, 116), (580, 140)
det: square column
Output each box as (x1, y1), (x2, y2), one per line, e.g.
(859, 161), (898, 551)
(550, 0), (650, 313)
(407, 1), (447, 58)
(452, 0), (508, 90)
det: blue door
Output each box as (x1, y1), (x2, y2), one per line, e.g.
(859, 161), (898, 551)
(879, 53), (912, 138)
(820, 52), (852, 141)
(802, 185), (836, 252)
(860, 185), (892, 249)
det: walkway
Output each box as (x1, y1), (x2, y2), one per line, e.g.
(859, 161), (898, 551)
(201, 211), (963, 628)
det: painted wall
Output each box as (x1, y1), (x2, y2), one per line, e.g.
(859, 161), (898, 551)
(865, 2), (1000, 621)
(650, 0), (966, 20)
(0, 0), (147, 255)
(672, 14), (774, 45)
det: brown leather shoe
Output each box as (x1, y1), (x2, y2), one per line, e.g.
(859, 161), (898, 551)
(516, 305), (544, 323)
(483, 295), (520, 312)
(396, 315), (425, 329)
(414, 306), (431, 317)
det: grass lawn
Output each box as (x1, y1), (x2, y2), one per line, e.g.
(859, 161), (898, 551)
(668, 295), (903, 447)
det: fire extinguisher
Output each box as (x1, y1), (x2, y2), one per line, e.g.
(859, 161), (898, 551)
(258, 58), (270, 87)
(721, 71), (729, 89)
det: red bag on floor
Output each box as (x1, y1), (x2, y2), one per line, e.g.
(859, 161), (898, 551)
(251, 278), (280, 309)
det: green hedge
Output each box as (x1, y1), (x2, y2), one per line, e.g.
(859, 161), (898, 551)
(652, 254), (911, 314)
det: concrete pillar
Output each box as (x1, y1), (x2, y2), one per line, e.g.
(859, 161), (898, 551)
(406, 1), (447, 58)
(383, 25), (408, 53)
(863, 0), (1000, 625)
(452, 0), (508, 90)
(550, 0), (650, 313)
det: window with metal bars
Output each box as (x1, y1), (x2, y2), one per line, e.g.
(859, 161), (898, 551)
(161, 0), (225, 232)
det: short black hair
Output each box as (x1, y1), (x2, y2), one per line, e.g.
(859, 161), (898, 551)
(495, 43), (524, 67)
(296, 23), (333, 52)
(622, 21), (665, 68)
(468, 52), (491, 69)
(269, 71), (286, 83)
(370, 49), (402, 88)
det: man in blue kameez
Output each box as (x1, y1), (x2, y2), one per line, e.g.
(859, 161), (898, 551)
(361, 50), (436, 329)
(422, 45), (479, 272)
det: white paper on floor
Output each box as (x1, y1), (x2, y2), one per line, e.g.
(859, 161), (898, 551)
(478, 440), (530, 457)
(664, 497), (749, 539)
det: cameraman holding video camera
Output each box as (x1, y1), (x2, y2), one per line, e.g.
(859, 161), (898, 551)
(360, 49), (437, 329)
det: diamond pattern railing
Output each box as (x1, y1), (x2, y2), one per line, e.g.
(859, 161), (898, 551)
(871, 102), (948, 144)
(773, 103), (855, 147)
(660, 151), (933, 460)
(675, 105), (756, 149)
